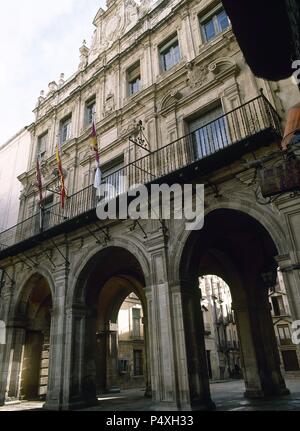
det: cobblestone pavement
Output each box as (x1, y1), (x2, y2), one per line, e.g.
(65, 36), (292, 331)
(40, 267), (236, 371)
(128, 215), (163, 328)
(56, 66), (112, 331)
(0, 379), (299, 412)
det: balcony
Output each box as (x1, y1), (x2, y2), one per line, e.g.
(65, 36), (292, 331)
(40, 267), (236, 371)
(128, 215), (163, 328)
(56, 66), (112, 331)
(0, 94), (282, 259)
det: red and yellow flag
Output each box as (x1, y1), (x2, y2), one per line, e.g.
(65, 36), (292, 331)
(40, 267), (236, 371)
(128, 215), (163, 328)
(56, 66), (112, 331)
(36, 155), (44, 208)
(90, 120), (100, 164)
(56, 143), (67, 209)
(90, 120), (102, 189)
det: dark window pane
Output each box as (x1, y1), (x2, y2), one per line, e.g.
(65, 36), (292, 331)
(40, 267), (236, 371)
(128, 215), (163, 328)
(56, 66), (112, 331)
(204, 20), (215, 41)
(129, 76), (141, 95)
(218, 10), (230, 32)
(173, 44), (180, 64)
(133, 350), (143, 376)
(160, 40), (180, 71)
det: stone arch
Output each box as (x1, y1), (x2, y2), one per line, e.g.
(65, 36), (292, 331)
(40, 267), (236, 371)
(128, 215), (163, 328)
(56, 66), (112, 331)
(65, 242), (151, 408)
(5, 270), (54, 402)
(10, 267), (55, 321)
(67, 237), (150, 309)
(175, 206), (289, 404)
(170, 196), (289, 284)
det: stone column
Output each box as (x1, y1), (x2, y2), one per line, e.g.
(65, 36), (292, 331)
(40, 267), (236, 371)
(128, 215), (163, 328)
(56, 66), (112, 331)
(106, 325), (120, 393)
(234, 290), (288, 398)
(44, 264), (68, 411)
(145, 233), (192, 410)
(233, 304), (263, 397)
(248, 284), (289, 397)
(0, 282), (14, 405)
(61, 305), (87, 410)
(6, 326), (26, 400)
(277, 254), (300, 321)
(143, 315), (152, 398)
(180, 278), (214, 410)
(276, 197), (300, 320)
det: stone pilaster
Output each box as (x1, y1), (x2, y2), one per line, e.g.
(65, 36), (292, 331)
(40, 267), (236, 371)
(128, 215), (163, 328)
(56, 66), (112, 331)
(44, 264), (69, 411)
(180, 277), (215, 410)
(145, 233), (190, 410)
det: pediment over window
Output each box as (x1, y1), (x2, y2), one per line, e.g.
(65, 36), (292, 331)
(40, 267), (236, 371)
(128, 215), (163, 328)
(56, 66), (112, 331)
(160, 90), (183, 111)
(208, 57), (239, 76)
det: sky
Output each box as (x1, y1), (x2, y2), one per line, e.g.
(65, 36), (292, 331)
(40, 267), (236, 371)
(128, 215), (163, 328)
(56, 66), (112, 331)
(0, 0), (106, 145)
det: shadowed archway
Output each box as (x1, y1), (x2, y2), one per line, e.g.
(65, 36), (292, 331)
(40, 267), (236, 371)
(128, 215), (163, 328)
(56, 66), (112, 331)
(68, 246), (150, 408)
(7, 274), (53, 402)
(179, 209), (289, 407)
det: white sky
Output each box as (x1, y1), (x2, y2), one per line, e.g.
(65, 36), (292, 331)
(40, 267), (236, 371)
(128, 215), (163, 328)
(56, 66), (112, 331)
(0, 0), (106, 145)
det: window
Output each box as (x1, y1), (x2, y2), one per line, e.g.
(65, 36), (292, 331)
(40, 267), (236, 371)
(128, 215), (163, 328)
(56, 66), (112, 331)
(133, 350), (143, 376)
(281, 350), (300, 371)
(60, 116), (72, 145)
(85, 98), (96, 126)
(188, 105), (230, 160)
(42, 195), (54, 231)
(132, 308), (141, 338)
(278, 324), (292, 345)
(127, 63), (141, 96)
(271, 296), (286, 316)
(37, 132), (48, 159)
(118, 359), (129, 374)
(201, 9), (230, 42)
(159, 35), (180, 72)
(102, 156), (125, 201)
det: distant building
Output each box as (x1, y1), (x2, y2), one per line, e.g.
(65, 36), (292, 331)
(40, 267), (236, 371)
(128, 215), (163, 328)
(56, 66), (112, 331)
(117, 293), (145, 390)
(0, 128), (31, 233)
(270, 272), (300, 374)
(200, 276), (241, 381)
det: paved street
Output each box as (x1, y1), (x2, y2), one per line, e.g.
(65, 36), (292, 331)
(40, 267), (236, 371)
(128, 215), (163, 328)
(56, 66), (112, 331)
(0, 379), (299, 412)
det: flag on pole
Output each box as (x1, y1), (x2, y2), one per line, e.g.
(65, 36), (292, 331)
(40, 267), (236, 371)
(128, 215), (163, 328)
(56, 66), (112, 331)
(56, 141), (67, 209)
(90, 119), (102, 189)
(36, 155), (44, 208)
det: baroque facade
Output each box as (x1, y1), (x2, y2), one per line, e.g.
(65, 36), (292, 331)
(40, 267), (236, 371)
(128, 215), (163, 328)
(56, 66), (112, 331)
(0, 0), (300, 411)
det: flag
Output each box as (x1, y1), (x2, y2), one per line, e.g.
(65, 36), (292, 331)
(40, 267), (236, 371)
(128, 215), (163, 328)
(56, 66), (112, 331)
(90, 119), (102, 189)
(36, 155), (44, 208)
(94, 166), (102, 189)
(56, 142), (67, 209)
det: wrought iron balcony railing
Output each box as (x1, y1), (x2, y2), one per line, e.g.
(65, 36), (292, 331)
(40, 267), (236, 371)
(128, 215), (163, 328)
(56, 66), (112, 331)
(0, 94), (282, 256)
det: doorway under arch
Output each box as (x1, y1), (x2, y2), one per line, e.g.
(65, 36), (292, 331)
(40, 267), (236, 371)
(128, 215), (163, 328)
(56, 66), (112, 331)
(8, 274), (53, 402)
(69, 246), (150, 407)
(179, 208), (289, 408)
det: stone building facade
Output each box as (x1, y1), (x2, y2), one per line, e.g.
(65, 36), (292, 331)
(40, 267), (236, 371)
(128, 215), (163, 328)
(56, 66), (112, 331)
(0, 0), (300, 411)
(270, 271), (300, 375)
(200, 275), (241, 381)
(0, 128), (31, 232)
(116, 293), (146, 390)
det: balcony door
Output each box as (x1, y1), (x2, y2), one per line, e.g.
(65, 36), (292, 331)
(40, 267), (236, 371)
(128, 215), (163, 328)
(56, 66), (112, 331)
(189, 105), (230, 161)
(102, 157), (125, 201)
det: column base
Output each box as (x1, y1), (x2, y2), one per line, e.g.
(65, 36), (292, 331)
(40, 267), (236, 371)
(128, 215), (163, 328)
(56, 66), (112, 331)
(145, 386), (152, 398)
(152, 398), (216, 411)
(44, 397), (99, 411)
(190, 399), (216, 411)
(245, 387), (290, 399)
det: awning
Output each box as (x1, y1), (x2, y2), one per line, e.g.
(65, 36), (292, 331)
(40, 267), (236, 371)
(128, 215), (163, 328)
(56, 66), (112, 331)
(222, 0), (299, 81)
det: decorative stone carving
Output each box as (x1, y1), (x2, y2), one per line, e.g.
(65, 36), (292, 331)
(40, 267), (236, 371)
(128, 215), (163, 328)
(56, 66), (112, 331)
(79, 41), (90, 71)
(208, 58), (239, 76)
(37, 90), (45, 106)
(48, 81), (58, 94)
(59, 73), (65, 86)
(104, 92), (116, 116)
(139, 0), (152, 17)
(186, 62), (208, 88)
(125, 0), (138, 27)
